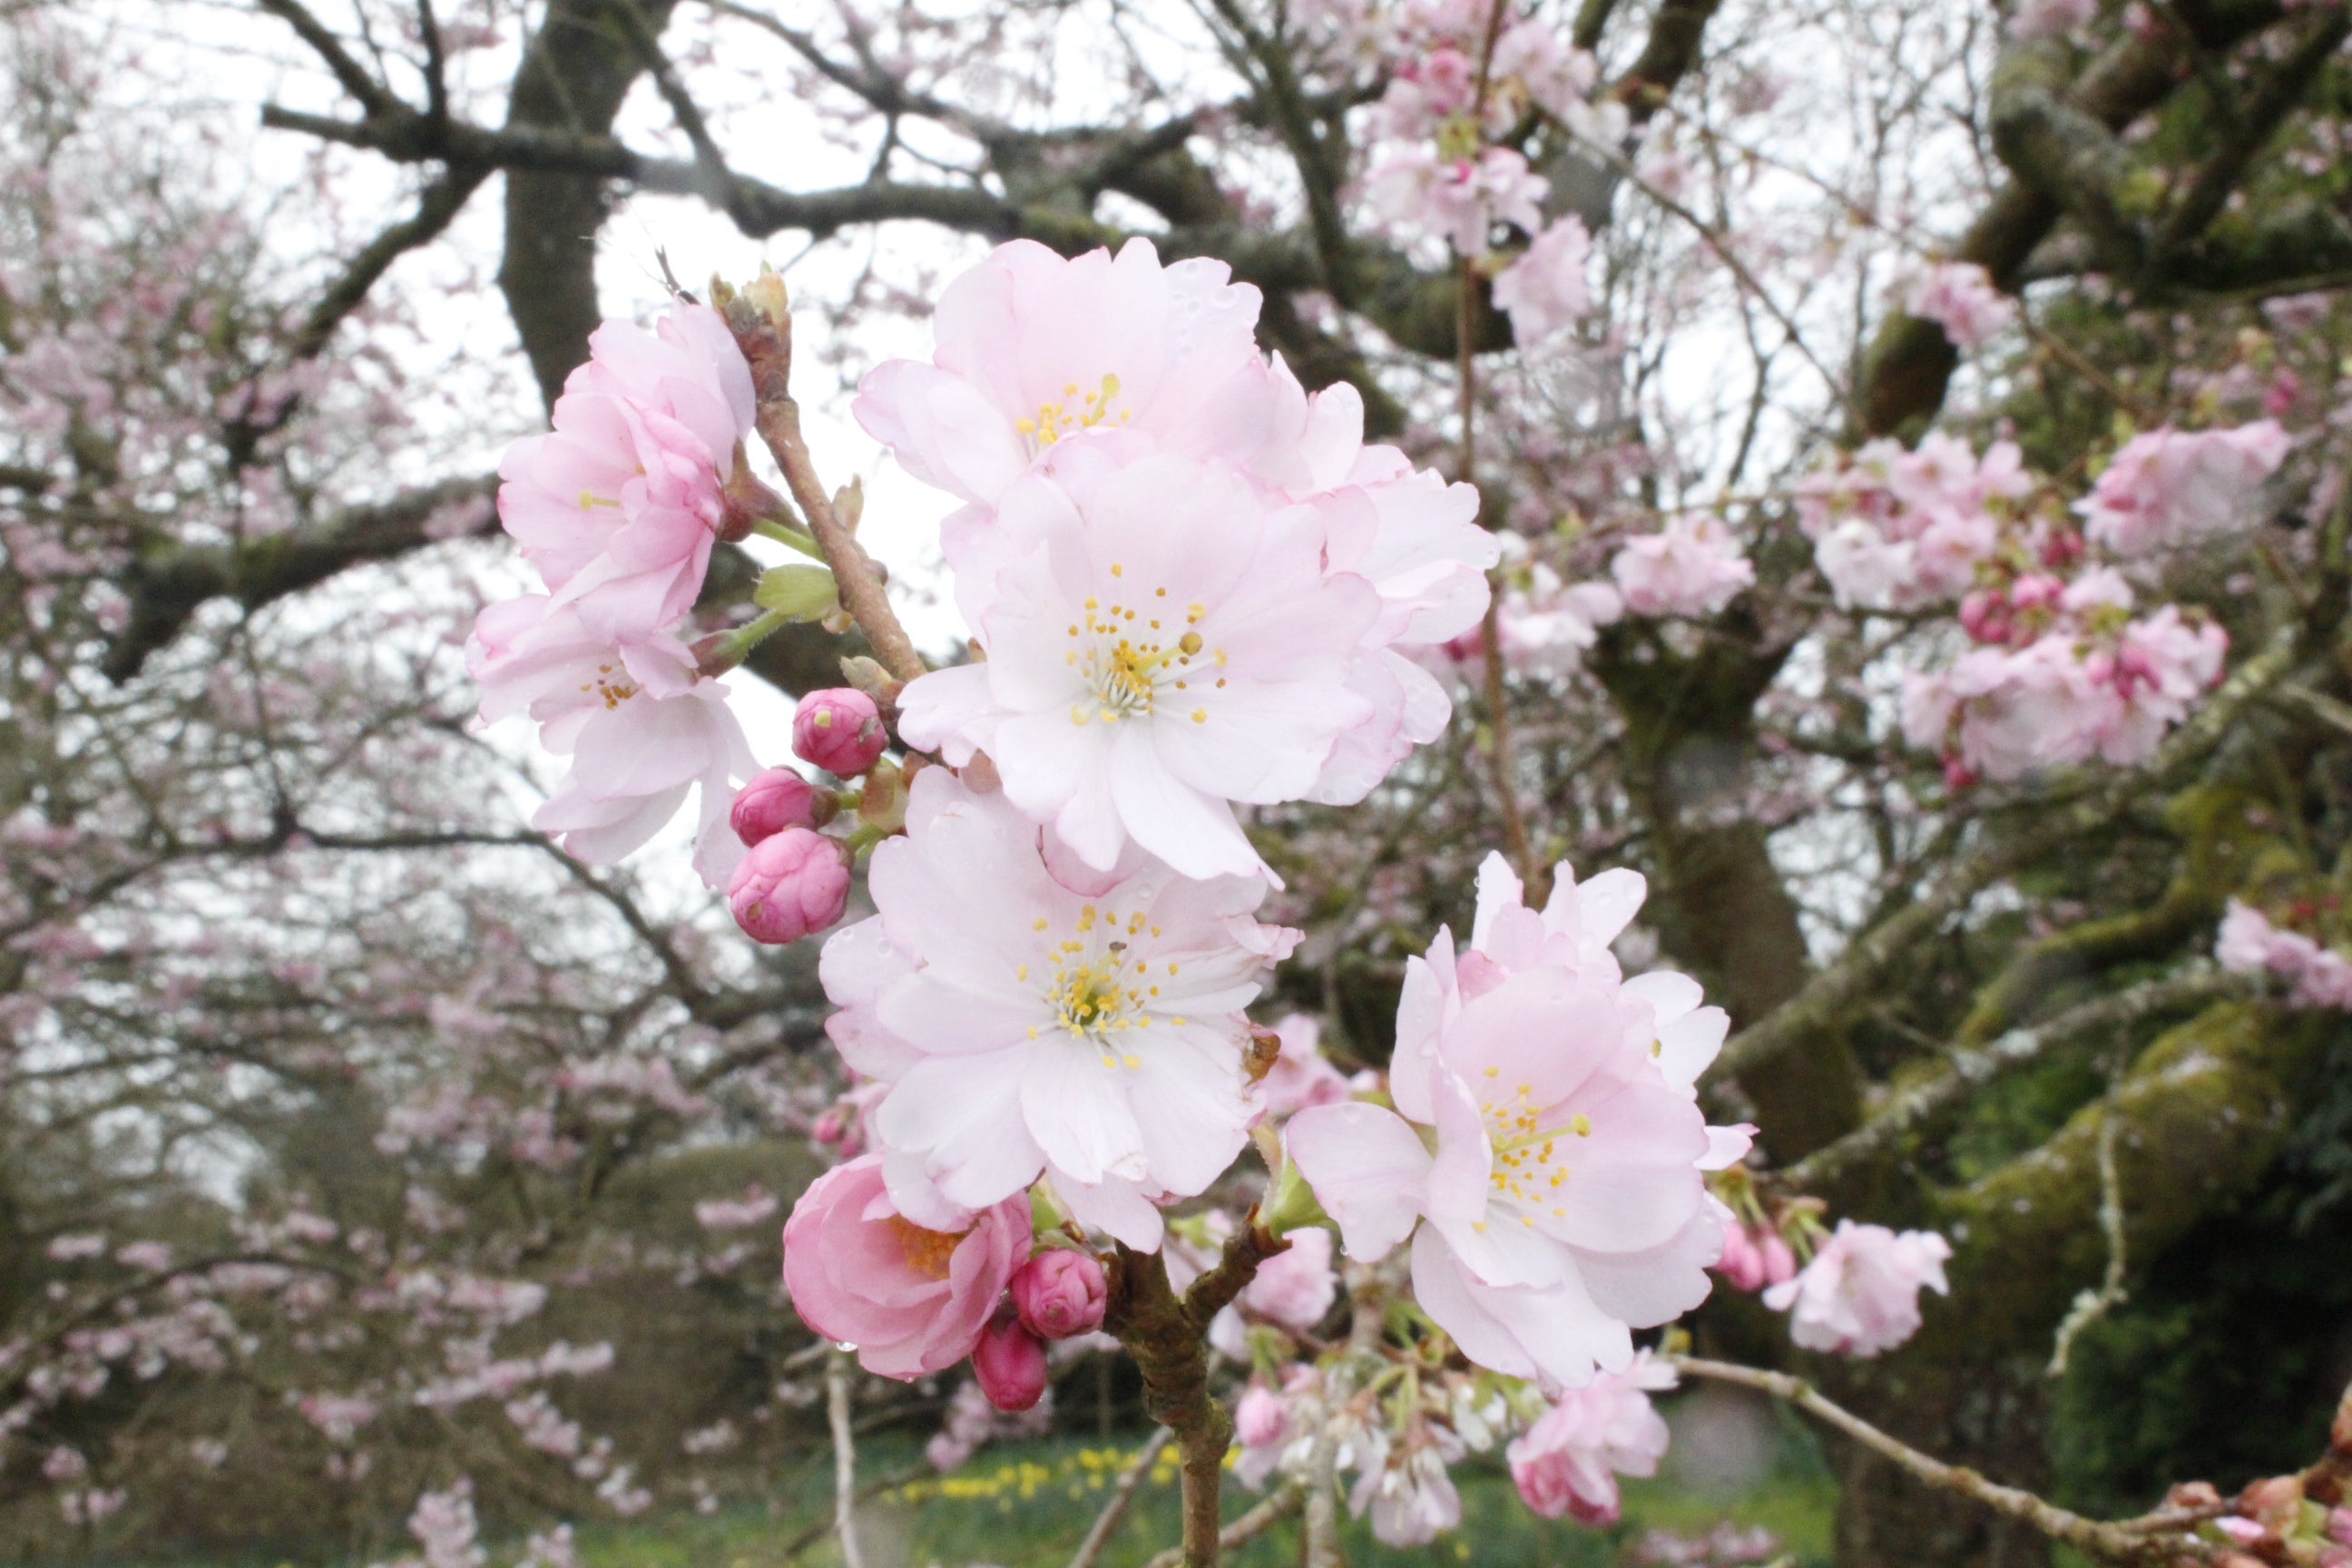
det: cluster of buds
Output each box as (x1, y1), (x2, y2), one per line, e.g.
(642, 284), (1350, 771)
(725, 686), (899, 946)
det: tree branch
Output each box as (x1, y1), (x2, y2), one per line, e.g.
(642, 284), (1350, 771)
(1671, 1357), (2218, 1564)
(103, 473), (497, 682)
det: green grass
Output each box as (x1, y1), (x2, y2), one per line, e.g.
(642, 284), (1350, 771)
(519, 1415), (1828, 1568)
(83, 1400), (1834, 1568)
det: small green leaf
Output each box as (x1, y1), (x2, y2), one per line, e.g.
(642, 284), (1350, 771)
(752, 561), (838, 621)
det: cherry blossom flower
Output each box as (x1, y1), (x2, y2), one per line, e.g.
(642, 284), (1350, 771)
(1251, 372), (1499, 798)
(1286, 854), (1743, 1388)
(1507, 1349), (1677, 1523)
(1486, 564), (1623, 677)
(897, 446), (1384, 879)
(1352, 1431), (1465, 1547)
(1259, 1013), (1354, 1117)
(1167, 1211), (1340, 1356)
(2215, 901), (2352, 1010)
(1609, 516), (1756, 618)
(851, 238), (1271, 507)
(1365, 145), (1549, 258)
(1901, 604), (2225, 781)
(1493, 217), (1593, 345)
(1903, 262), (2016, 349)
(2074, 422), (2288, 555)
(780, 1152), (1031, 1380)
(1763, 1220), (1951, 1357)
(468, 595), (755, 884)
(818, 769), (1298, 1250)
(497, 302), (754, 642)
(1797, 435), (2029, 610)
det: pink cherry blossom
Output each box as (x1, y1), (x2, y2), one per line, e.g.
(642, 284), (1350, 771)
(1609, 515), (1756, 618)
(728, 828), (851, 946)
(779, 1152), (1030, 1380)
(1234, 1226), (1338, 1335)
(1493, 217), (1593, 345)
(1507, 1350), (1676, 1524)
(2073, 422), (2288, 555)
(793, 688), (887, 776)
(1286, 853), (1742, 1389)
(1365, 145), (1549, 258)
(818, 769), (1297, 1250)
(1352, 1430), (1465, 1547)
(468, 594), (755, 885)
(852, 238), (1271, 506)
(897, 446), (1383, 879)
(2214, 901), (2352, 1011)
(1259, 1013), (1353, 1117)
(1487, 564), (1623, 677)
(1235, 1378), (1287, 1447)
(1763, 1220), (1951, 1357)
(497, 301), (754, 642)
(1904, 262), (2016, 349)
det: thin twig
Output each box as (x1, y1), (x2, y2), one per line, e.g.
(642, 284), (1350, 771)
(1783, 965), (2245, 1192)
(1670, 1357), (2215, 1563)
(1066, 1428), (1175, 1568)
(827, 1348), (867, 1568)
(716, 279), (928, 686)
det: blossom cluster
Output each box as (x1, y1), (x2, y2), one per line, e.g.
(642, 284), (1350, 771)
(478, 238), (1962, 1553)
(1308, 0), (1612, 348)
(468, 303), (762, 885)
(2216, 899), (2352, 1010)
(1797, 422), (2279, 782)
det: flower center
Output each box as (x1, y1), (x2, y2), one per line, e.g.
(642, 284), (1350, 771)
(1014, 373), (1129, 449)
(1476, 1073), (1592, 1225)
(580, 662), (638, 710)
(1022, 904), (1190, 1070)
(1066, 582), (1222, 727)
(885, 1215), (964, 1281)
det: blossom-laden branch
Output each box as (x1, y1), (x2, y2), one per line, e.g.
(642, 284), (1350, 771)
(713, 272), (927, 687)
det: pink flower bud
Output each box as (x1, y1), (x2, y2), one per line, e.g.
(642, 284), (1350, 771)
(1714, 1220), (1766, 1292)
(1759, 1231), (1797, 1287)
(728, 828), (850, 946)
(972, 1316), (1048, 1412)
(2328, 1506), (2352, 1548)
(730, 768), (820, 847)
(1010, 1250), (1107, 1340)
(793, 689), (887, 776)
(1235, 1381), (1287, 1447)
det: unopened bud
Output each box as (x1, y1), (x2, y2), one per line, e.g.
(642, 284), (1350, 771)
(727, 828), (850, 946)
(793, 688), (887, 777)
(730, 768), (822, 847)
(1010, 1250), (1107, 1340)
(972, 1315), (1048, 1412)
(744, 264), (790, 331)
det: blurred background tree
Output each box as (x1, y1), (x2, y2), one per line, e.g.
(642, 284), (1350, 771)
(3, 1), (2350, 1563)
